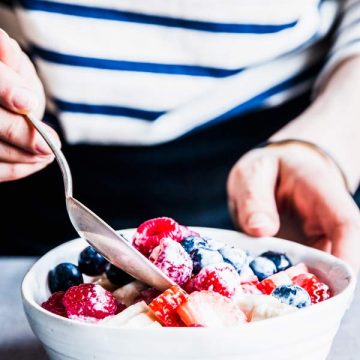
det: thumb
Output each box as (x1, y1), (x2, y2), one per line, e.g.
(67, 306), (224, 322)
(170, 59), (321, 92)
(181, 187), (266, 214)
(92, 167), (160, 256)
(227, 150), (280, 237)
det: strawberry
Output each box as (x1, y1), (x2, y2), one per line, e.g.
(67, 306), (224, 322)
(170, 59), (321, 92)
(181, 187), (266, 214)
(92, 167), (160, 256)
(192, 263), (241, 298)
(148, 285), (188, 327)
(292, 273), (330, 304)
(63, 284), (117, 321)
(257, 271), (292, 295)
(177, 291), (247, 327)
(149, 237), (193, 286)
(41, 291), (67, 318)
(133, 217), (184, 256)
(285, 263), (309, 280)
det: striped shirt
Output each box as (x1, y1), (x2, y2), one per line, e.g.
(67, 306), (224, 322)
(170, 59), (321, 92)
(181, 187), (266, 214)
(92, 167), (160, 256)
(1, 0), (360, 145)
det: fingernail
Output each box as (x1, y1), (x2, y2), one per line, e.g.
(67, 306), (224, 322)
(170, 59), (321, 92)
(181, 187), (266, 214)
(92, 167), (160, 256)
(12, 87), (38, 112)
(35, 137), (51, 155)
(35, 154), (54, 162)
(247, 213), (272, 229)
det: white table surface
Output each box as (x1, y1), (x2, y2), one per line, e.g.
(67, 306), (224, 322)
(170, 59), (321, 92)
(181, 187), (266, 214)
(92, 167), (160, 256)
(0, 257), (358, 360)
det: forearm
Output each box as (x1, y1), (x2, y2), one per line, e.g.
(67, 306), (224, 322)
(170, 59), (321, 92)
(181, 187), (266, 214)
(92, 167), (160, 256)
(271, 56), (360, 192)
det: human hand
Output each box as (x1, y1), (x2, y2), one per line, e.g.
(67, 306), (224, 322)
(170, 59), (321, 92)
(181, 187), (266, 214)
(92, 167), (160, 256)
(0, 29), (60, 182)
(227, 143), (360, 272)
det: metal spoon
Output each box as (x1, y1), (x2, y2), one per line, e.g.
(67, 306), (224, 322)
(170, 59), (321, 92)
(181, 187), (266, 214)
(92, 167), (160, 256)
(26, 114), (175, 291)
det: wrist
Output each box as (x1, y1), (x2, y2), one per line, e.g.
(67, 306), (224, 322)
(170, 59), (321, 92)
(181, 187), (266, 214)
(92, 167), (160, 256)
(270, 114), (360, 193)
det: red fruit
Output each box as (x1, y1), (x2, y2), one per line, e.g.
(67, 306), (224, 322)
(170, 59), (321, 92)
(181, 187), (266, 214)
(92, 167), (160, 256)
(177, 291), (247, 327)
(41, 291), (67, 318)
(133, 217), (184, 256)
(285, 263), (309, 279)
(63, 284), (117, 321)
(149, 285), (188, 327)
(192, 263), (241, 298)
(149, 237), (193, 286)
(257, 271), (292, 295)
(292, 273), (331, 304)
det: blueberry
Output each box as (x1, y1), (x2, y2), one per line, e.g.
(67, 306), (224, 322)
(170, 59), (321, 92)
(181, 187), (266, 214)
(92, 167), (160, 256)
(218, 246), (247, 273)
(78, 246), (108, 276)
(272, 284), (311, 308)
(105, 264), (134, 286)
(49, 263), (83, 293)
(249, 256), (277, 281)
(181, 236), (222, 254)
(261, 251), (292, 272)
(190, 248), (223, 274)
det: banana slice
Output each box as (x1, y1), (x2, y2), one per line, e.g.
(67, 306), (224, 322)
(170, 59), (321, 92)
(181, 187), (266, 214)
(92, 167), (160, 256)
(112, 281), (147, 306)
(122, 312), (162, 328)
(235, 294), (297, 322)
(104, 301), (149, 327)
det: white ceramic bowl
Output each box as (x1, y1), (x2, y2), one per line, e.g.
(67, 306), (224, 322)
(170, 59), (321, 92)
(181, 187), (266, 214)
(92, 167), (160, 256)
(22, 228), (356, 360)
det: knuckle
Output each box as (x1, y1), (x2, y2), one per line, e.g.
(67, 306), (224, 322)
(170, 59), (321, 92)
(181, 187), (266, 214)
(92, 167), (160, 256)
(3, 118), (19, 143)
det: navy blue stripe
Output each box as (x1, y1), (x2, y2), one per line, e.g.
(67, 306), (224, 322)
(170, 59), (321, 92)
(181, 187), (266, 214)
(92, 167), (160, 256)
(19, 0), (298, 34)
(54, 99), (165, 121)
(188, 62), (322, 135)
(31, 45), (244, 78)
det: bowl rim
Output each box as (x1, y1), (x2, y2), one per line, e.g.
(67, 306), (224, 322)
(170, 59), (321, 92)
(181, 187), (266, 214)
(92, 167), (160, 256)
(21, 227), (357, 332)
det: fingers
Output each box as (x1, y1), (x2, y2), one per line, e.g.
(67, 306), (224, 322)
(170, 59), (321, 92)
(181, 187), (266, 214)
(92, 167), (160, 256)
(0, 29), (22, 70)
(0, 61), (38, 113)
(0, 107), (60, 155)
(0, 139), (54, 163)
(0, 160), (53, 183)
(227, 149), (280, 237)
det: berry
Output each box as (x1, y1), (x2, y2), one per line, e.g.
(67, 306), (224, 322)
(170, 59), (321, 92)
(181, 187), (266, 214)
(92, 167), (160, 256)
(48, 263), (83, 293)
(285, 263), (309, 279)
(219, 246), (247, 273)
(249, 257), (277, 281)
(292, 273), (330, 304)
(133, 217), (183, 256)
(105, 264), (134, 286)
(271, 284), (311, 309)
(148, 285), (188, 327)
(78, 246), (108, 276)
(257, 271), (292, 295)
(41, 291), (67, 317)
(149, 237), (193, 286)
(192, 263), (241, 298)
(190, 248), (223, 274)
(63, 284), (118, 320)
(176, 291), (247, 327)
(180, 236), (222, 254)
(260, 251), (292, 272)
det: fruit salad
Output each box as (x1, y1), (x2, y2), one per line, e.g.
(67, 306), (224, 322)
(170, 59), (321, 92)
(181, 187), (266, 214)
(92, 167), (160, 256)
(41, 217), (331, 328)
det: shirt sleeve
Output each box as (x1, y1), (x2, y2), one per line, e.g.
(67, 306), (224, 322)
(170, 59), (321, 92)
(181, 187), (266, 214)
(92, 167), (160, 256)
(315, 0), (360, 92)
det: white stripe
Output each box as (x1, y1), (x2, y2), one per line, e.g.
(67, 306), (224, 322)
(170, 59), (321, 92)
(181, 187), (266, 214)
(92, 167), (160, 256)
(17, 7), (324, 69)
(36, 60), (216, 111)
(338, 2), (360, 29)
(38, 0), (307, 23)
(60, 45), (325, 145)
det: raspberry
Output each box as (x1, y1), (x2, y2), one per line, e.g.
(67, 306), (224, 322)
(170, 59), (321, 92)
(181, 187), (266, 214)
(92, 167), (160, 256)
(179, 225), (200, 239)
(192, 263), (241, 298)
(292, 273), (331, 304)
(63, 284), (117, 321)
(133, 217), (184, 256)
(41, 291), (67, 318)
(149, 237), (193, 286)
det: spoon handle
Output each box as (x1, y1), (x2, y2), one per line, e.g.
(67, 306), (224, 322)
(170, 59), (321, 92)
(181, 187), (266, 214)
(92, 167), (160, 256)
(25, 113), (73, 198)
